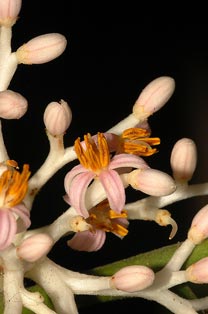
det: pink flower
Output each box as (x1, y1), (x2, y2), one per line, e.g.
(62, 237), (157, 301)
(67, 199), (129, 252)
(64, 132), (149, 218)
(0, 162), (31, 250)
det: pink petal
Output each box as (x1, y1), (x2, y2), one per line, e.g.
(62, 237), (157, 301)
(91, 132), (120, 153)
(109, 153), (149, 170)
(69, 171), (95, 218)
(67, 229), (106, 252)
(63, 194), (70, 205)
(0, 210), (17, 250)
(12, 203), (31, 232)
(64, 164), (88, 195)
(99, 169), (125, 213)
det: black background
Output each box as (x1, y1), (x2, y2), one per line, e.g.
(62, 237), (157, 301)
(3, 1), (208, 313)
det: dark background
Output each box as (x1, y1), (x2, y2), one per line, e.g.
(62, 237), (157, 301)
(3, 1), (208, 313)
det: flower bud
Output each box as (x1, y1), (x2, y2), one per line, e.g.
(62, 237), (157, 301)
(133, 76), (175, 120)
(170, 138), (197, 182)
(16, 33), (67, 65)
(128, 168), (176, 196)
(111, 265), (155, 292)
(0, 0), (22, 26)
(17, 233), (53, 262)
(0, 89), (27, 119)
(188, 205), (208, 244)
(43, 99), (72, 136)
(186, 257), (208, 283)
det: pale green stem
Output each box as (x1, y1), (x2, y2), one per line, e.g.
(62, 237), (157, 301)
(107, 113), (140, 134)
(0, 26), (18, 91)
(0, 120), (9, 162)
(26, 258), (78, 314)
(126, 182), (208, 218)
(1, 247), (23, 314)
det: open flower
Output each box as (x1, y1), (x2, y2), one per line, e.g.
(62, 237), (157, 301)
(67, 199), (129, 251)
(0, 161), (31, 250)
(64, 132), (149, 218)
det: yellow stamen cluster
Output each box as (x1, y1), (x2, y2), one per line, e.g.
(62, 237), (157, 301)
(0, 163), (31, 208)
(74, 132), (110, 173)
(86, 199), (128, 237)
(120, 128), (160, 156)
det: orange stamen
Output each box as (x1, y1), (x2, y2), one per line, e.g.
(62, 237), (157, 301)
(120, 128), (160, 156)
(0, 164), (31, 208)
(86, 199), (128, 237)
(74, 132), (110, 173)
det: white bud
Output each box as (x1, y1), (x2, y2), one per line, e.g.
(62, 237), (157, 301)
(188, 205), (208, 244)
(43, 99), (72, 136)
(170, 138), (197, 182)
(186, 257), (208, 284)
(0, 90), (27, 119)
(128, 168), (176, 196)
(0, 0), (22, 26)
(17, 233), (53, 262)
(16, 33), (67, 64)
(133, 76), (175, 120)
(111, 265), (155, 292)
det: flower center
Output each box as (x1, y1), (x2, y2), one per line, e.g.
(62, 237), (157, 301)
(120, 127), (160, 156)
(0, 162), (31, 208)
(86, 199), (128, 237)
(74, 132), (110, 173)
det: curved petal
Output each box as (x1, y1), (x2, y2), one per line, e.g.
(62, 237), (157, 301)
(109, 153), (149, 170)
(64, 164), (88, 195)
(91, 132), (120, 153)
(11, 203), (31, 232)
(67, 229), (106, 252)
(99, 169), (125, 213)
(69, 171), (95, 218)
(0, 210), (17, 250)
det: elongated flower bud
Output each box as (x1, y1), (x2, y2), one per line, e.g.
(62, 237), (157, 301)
(186, 257), (208, 283)
(0, 90), (27, 119)
(128, 168), (176, 196)
(133, 76), (175, 120)
(16, 33), (67, 64)
(188, 205), (208, 244)
(111, 265), (155, 292)
(0, 0), (22, 26)
(17, 233), (53, 262)
(43, 100), (72, 136)
(170, 138), (197, 182)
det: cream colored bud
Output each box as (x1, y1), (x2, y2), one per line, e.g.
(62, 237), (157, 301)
(186, 257), (208, 283)
(0, 0), (22, 26)
(133, 76), (175, 120)
(170, 138), (197, 182)
(16, 33), (67, 64)
(128, 168), (176, 196)
(0, 89), (27, 119)
(43, 99), (72, 136)
(17, 233), (53, 262)
(188, 205), (208, 244)
(111, 265), (155, 292)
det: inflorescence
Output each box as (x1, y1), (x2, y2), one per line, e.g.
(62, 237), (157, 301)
(0, 1), (208, 313)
